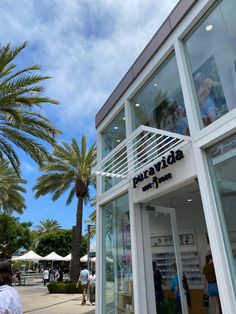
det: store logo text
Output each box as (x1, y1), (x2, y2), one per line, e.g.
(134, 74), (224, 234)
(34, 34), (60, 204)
(132, 149), (184, 191)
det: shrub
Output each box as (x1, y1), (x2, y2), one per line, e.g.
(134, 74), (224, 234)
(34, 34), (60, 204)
(47, 280), (82, 293)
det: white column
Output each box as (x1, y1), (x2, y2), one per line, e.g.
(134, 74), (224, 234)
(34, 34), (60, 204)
(193, 144), (236, 314)
(128, 185), (148, 314)
(95, 203), (104, 314)
(174, 39), (200, 136)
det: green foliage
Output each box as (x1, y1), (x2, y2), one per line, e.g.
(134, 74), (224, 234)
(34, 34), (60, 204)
(47, 281), (82, 293)
(0, 158), (26, 214)
(33, 135), (96, 204)
(0, 214), (33, 259)
(35, 229), (87, 257)
(158, 297), (178, 314)
(33, 135), (96, 280)
(0, 42), (61, 174)
(34, 219), (61, 236)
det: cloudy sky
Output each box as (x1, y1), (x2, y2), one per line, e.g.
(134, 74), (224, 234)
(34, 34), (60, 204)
(1, 0), (178, 232)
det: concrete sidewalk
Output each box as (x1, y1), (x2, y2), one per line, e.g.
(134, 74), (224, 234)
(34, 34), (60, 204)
(16, 284), (95, 314)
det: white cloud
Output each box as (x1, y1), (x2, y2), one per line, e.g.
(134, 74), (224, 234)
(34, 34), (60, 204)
(0, 0), (179, 133)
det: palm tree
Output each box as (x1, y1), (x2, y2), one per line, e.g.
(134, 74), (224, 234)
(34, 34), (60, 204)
(0, 158), (26, 214)
(0, 42), (61, 174)
(35, 219), (61, 236)
(33, 135), (96, 281)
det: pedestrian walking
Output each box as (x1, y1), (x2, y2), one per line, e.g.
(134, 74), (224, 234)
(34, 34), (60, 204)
(88, 270), (96, 305)
(76, 265), (89, 305)
(43, 268), (49, 286)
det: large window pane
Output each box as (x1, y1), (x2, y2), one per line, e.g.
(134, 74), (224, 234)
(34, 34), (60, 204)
(207, 134), (236, 293)
(102, 108), (126, 158)
(185, 0), (236, 128)
(103, 147), (127, 192)
(130, 53), (189, 135)
(103, 194), (134, 314)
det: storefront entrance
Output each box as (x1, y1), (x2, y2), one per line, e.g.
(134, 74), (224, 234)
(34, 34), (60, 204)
(142, 180), (215, 314)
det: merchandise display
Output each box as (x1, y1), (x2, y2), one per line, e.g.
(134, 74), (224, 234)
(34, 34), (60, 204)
(153, 250), (201, 286)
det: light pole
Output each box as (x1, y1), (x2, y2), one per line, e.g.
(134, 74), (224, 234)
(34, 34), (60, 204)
(84, 220), (95, 273)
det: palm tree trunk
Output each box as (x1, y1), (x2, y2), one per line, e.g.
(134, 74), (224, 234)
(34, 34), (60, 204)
(70, 196), (83, 281)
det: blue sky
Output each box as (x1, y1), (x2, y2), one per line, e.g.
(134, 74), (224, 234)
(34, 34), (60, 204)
(0, 0), (178, 233)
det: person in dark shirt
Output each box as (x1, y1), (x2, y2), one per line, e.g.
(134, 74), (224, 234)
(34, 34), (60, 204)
(153, 261), (164, 312)
(203, 254), (221, 314)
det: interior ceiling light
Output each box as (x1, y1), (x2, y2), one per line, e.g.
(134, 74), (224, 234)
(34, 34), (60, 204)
(117, 139), (121, 143)
(135, 103), (140, 107)
(114, 126), (119, 130)
(206, 24), (213, 31)
(154, 83), (158, 87)
(187, 199), (193, 202)
(123, 117), (126, 120)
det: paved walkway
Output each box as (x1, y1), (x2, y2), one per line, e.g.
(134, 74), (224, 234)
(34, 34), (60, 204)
(16, 284), (95, 314)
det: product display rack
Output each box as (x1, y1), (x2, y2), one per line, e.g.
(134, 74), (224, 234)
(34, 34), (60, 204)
(153, 249), (202, 286)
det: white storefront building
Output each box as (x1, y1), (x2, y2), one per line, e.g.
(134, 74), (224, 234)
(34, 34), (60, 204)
(94, 0), (236, 313)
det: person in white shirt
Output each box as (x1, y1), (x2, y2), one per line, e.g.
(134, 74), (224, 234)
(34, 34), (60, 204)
(88, 270), (96, 305)
(0, 261), (23, 314)
(43, 268), (49, 286)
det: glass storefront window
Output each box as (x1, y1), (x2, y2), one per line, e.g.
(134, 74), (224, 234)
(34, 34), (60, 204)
(185, 0), (236, 128)
(102, 108), (126, 158)
(103, 147), (127, 192)
(207, 134), (236, 292)
(130, 53), (189, 135)
(102, 194), (134, 314)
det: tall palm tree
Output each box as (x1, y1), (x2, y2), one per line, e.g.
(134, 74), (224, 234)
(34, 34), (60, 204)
(35, 219), (61, 236)
(0, 158), (26, 214)
(0, 42), (61, 174)
(33, 135), (96, 281)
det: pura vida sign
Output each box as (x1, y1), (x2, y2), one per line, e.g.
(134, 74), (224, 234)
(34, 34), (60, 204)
(132, 149), (184, 192)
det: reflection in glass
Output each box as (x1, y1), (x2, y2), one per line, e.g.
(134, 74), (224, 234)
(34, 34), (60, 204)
(131, 53), (189, 136)
(185, 0), (236, 128)
(207, 134), (236, 293)
(103, 147), (127, 192)
(102, 108), (126, 158)
(103, 194), (134, 314)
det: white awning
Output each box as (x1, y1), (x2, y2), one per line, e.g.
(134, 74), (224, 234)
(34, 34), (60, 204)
(93, 125), (191, 178)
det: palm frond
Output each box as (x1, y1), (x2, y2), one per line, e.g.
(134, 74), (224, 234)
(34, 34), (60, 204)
(0, 42), (61, 171)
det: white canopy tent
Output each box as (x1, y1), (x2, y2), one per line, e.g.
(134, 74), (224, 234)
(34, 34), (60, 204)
(12, 250), (44, 273)
(64, 253), (71, 261)
(43, 252), (64, 261)
(43, 252), (65, 268)
(80, 254), (96, 263)
(12, 250), (43, 261)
